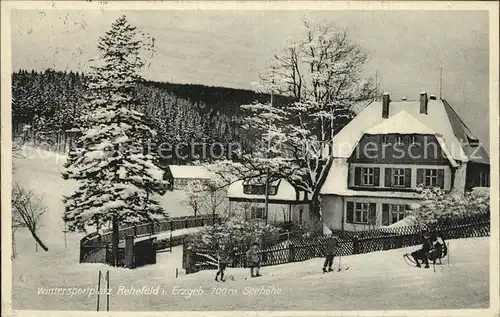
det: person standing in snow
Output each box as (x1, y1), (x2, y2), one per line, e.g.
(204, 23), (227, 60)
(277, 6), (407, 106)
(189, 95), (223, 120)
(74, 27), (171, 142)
(323, 236), (339, 273)
(215, 245), (229, 282)
(246, 243), (262, 278)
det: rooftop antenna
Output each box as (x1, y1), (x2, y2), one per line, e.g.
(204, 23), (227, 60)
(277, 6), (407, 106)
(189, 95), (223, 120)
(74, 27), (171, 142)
(439, 67), (443, 100)
(264, 81), (273, 226)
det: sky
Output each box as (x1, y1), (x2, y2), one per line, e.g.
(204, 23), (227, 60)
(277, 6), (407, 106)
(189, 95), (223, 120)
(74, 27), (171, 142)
(10, 9), (490, 149)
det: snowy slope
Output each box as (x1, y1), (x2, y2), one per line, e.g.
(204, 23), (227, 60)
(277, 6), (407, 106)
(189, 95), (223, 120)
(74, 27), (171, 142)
(12, 237), (490, 311)
(12, 146), (195, 253)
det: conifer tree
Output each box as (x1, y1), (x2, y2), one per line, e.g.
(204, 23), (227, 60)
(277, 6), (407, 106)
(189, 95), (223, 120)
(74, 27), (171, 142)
(62, 15), (167, 266)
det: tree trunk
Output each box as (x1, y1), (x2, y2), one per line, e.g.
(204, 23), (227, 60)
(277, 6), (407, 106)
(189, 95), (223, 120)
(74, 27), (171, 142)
(112, 214), (119, 267)
(309, 197), (322, 234)
(12, 231), (17, 259)
(28, 227), (49, 251)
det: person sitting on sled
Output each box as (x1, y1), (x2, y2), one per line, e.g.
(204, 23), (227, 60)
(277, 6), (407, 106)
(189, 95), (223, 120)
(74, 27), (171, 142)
(246, 243), (262, 278)
(410, 231), (433, 268)
(428, 231), (447, 265)
(322, 236), (339, 273)
(215, 245), (229, 282)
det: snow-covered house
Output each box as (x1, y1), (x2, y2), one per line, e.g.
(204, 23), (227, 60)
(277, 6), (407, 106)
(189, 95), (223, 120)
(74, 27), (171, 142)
(165, 165), (215, 190)
(227, 178), (310, 226)
(319, 92), (490, 232)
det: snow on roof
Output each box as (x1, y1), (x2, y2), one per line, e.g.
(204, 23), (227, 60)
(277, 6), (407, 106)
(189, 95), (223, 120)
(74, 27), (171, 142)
(168, 165), (214, 179)
(330, 99), (469, 161)
(227, 178), (309, 202)
(386, 215), (417, 228)
(320, 158), (420, 198)
(364, 111), (435, 135)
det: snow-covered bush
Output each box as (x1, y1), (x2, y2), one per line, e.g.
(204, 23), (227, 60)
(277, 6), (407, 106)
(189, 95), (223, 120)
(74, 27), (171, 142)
(408, 186), (490, 227)
(186, 215), (281, 252)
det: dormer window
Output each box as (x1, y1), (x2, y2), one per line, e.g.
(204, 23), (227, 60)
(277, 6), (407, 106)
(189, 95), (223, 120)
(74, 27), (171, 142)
(395, 136), (404, 146)
(409, 136), (418, 146)
(382, 135), (390, 145)
(243, 184), (278, 196)
(467, 136), (480, 147)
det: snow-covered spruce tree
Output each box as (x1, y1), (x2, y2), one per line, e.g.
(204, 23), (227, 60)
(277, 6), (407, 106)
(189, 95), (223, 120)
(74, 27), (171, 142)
(210, 20), (377, 232)
(62, 15), (167, 266)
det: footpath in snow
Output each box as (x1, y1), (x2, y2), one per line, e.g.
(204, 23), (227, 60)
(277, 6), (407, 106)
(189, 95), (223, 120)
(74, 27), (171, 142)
(12, 236), (490, 311)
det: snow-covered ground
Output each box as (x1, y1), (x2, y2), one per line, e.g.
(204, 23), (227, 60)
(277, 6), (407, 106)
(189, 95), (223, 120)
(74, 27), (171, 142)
(12, 237), (490, 311)
(12, 146), (194, 254)
(10, 145), (491, 311)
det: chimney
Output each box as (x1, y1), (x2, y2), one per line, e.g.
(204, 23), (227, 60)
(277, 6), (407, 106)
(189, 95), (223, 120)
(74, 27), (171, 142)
(382, 93), (390, 118)
(419, 92), (428, 114)
(429, 94), (437, 100)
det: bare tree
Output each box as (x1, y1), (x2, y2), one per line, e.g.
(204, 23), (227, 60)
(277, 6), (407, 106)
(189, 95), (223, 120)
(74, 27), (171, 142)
(183, 179), (228, 222)
(211, 20), (378, 232)
(11, 183), (49, 251)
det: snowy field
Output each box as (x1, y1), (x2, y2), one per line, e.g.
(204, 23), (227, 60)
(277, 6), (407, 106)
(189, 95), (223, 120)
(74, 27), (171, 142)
(12, 237), (490, 311)
(12, 146), (194, 254)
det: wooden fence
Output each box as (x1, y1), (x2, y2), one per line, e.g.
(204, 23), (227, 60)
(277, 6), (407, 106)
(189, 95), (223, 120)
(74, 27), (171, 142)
(183, 213), (490, 273)
(80, 214), (221, 265)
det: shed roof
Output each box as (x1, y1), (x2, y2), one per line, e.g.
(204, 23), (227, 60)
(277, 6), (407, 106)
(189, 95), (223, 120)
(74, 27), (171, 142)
(169, 165), (214, 179)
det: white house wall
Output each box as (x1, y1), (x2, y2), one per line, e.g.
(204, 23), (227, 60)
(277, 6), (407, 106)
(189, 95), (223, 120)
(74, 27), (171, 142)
(321, 195), (418, 232)
(321, 196), (344, 231)
(229, 201), (310, 226)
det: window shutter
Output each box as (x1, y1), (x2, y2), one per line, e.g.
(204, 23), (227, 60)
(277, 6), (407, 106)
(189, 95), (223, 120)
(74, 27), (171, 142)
(437, 169), (445, 189)
(384, 168), (392, 187)
(346, 202), (354, 224)
(373, 167), (380, 186)
(382, 204), (390, 226)
(354, 167), (361, 186)
(369, 203), (377, 225)
(416, 169), (424, 187)
(404, 168), (412, 188)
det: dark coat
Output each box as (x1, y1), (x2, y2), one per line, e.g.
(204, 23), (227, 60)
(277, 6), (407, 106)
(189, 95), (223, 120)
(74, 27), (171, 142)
(325, 238), (338, 255)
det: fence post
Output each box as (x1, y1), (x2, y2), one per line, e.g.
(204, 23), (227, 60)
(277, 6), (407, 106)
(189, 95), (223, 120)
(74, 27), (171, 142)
(288, 243), (295, 262)
(353, 237), (359, 255)
(124, 235), (134, 269)
(185, 247), (193, 274)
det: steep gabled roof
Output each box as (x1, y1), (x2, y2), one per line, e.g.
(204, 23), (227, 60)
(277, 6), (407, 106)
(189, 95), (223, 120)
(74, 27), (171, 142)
(331, 98), (488, 164)
(442, 100), (489, 164)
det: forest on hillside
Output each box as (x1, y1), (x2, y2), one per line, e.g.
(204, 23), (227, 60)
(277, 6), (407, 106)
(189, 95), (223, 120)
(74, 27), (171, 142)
(11, 69), (288, 164)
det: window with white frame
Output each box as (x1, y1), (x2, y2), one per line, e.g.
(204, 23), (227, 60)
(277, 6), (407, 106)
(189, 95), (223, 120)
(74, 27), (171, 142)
(410, 136), (418, 145)
(395, 136), (404, 146)
(362, 167), (375, 186)
(382, 135), (390, 145)
(250, 206), (266, 220)
(424, 169), (438, 187)
(354, 202), (370, 224)
(390, 204), (406, 224)
(392, 168), (406, 187)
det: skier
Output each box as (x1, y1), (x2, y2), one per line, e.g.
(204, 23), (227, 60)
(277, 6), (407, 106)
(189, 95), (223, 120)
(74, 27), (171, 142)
(410, 231), (433, 268)
(322, 236), (339, 273)
(246, 243), (262, 278)
(215, 245), (229, 282)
